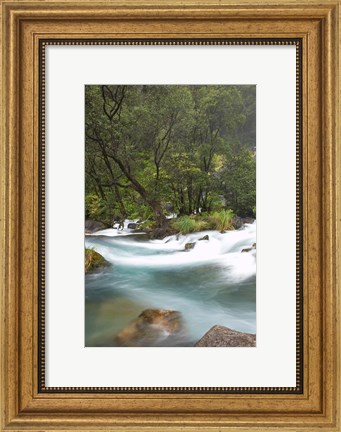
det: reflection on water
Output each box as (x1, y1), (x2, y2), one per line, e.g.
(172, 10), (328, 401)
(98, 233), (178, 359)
(85, 222), (256, 347)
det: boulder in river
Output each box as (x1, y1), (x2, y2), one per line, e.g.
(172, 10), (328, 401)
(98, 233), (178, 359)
(85, 219), (110, 234)
(231, 216), (255, 230)
(199, 235), (209, 241)
(85, 248), (109, 273)
(241, 243), (256, 253)
(115, 309), (183, 347)
(185, 242), (195, 250)
(151, 226), (175, 239)
(195, 325), (256, 347)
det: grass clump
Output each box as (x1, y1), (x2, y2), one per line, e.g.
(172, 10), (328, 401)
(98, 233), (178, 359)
(171, 216), (197, 234)
(170, 209), (234, 235)
(171, 215), (209, 234)
(85, 248), (108, 273)
(209, 209), (234, 233)
(194, 219), (210, 232)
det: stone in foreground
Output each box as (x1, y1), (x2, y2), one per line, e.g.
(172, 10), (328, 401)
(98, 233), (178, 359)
(115, 309), (183, 347)
(195, 325), (256, 347)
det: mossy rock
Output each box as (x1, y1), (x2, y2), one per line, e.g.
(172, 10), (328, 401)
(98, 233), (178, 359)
(85, 248), (109, 273)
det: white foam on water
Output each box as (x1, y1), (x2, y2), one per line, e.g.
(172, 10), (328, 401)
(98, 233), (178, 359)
(87, 219), (143, 237)
(85, 222), (257, 282)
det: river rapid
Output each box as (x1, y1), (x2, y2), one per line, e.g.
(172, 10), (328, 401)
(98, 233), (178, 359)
(85, 221), (256, 347)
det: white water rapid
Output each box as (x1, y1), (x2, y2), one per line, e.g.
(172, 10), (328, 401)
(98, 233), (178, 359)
(85, 222), (256, 347)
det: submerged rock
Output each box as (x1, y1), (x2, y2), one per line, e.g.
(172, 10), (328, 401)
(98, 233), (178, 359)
(241, 243), (256, 253)
(199, 235), (209, 241)
(115, 309), (183, 347)
(195, 325), (256, 347)
(85, 248), (109, 273)
(184, 242), (195, 250)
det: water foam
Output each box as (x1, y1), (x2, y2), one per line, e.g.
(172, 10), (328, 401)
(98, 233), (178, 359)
(86, 222), (256, 282)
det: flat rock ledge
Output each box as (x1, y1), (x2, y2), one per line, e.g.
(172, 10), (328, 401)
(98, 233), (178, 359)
(85, 219), (110, 234)
(195, 325), (256, 347)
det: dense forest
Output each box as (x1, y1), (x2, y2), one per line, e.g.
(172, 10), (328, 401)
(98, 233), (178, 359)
(85, 85), (256, 230)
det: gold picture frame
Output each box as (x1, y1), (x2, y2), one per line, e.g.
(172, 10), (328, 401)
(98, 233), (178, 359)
(0, 0), (340, 430)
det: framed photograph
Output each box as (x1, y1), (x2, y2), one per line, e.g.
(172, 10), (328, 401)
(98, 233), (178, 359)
(1, 1), (340, 431)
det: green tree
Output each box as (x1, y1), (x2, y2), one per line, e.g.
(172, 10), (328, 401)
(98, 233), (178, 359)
(85, 85), (256, 226)
(221, 147), (256, 217)
(86, 85), (197, 227)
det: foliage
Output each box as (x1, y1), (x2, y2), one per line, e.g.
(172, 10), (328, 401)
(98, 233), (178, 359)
(194, 219), (210, 232)
(85, 248), (108, 273)
(171, 216), (198, 234)
(208, 209), (234, 233)
(171, 210), (234, 234)
(171, 215), (212, 234)
(171, 216), (210, 234)
(85, 85), (256, 225)
(138, 219), (155, 231)
(85, 194), (113, 224)
(221, 147), (256, 217)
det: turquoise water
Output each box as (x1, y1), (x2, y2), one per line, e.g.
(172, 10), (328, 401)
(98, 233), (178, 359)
(85, 223), (256, 347)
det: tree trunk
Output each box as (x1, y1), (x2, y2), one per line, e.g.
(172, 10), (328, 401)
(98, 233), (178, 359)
(202, 191), (209, 212)
(178, 188), (186, 215)
(150, 200), (167, 228)
(187, 179), (193, 214)
(111, 154), (167, 227)
(114, 185), (127, 218)
(196, 187), (203, 213)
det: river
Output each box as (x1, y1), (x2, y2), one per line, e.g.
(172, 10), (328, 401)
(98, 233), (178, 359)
(85, 221), (256, 347)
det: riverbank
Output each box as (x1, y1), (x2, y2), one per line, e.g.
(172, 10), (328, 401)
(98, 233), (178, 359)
(85, 214), (255, 239)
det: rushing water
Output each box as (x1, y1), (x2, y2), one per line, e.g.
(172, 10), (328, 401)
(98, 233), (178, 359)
(85, 221), (256, 347)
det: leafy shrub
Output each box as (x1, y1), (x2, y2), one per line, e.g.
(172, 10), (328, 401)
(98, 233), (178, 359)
(138, 219), (155, 230)
(85, 194), (112, 224)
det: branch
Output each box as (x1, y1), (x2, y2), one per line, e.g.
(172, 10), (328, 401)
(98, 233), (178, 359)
(101, 85), (126, 121)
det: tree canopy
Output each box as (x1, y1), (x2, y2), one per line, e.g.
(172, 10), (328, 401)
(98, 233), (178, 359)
(85, 85), (256, 226)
